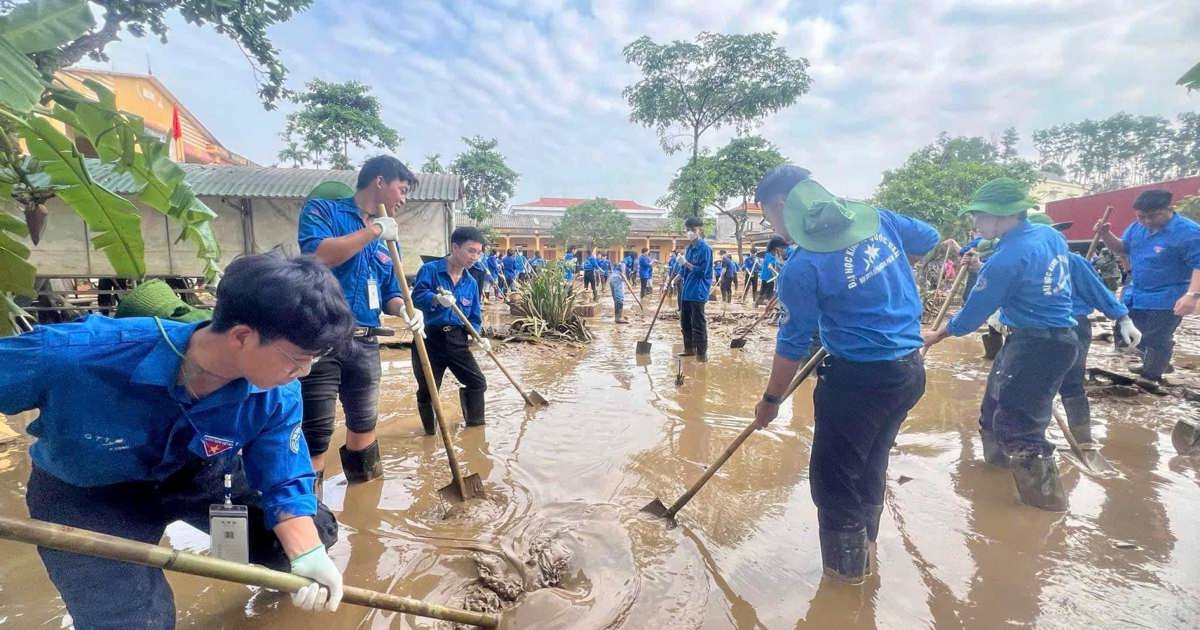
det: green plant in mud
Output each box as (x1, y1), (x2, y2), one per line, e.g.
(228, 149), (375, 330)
(511, 262), (591, 343)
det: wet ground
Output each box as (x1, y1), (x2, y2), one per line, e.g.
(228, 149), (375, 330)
(2, 293), (1199, 629)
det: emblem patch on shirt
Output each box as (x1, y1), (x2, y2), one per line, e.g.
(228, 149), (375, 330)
(201, 435), (236, 458)
(289, 425), (302, 454)
(1153, 246), (1164, 255)
(843, 234), (900, 290)
(376, 251), (391, 265)
(460, 296), (472, 307)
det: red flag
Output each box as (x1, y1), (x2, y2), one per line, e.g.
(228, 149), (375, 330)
(171, 104), (182, 140)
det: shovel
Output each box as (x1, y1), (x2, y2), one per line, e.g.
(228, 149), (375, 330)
(437, 288), (549, 407)
(636, 276), (675, 355)
(1085, 205), (1114, 260)
(643, 348), (828, 521)
(675, 358), (685, 387)
(730, 295), (778, 349)
(378, 205), (483, 503)
(1051, 405), (1114, 474)
(625, 281), (645, 313)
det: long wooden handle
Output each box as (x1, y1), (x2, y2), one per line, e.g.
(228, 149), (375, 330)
(0, 516), (499, 627)
(931, 242), (953, 295)
(1051, 405), (1089, 464)
(380, 205), (467, 500)
(440, 290), (533, 404)
(930, 268), (968, 332)
(1085, 206), (1114, 260)
(666, 348), (828, 518)
(642, 277), (673, 342)
(737, 295), (778, 336)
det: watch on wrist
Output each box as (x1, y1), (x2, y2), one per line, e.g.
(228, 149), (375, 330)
(762, 393), (783, 405)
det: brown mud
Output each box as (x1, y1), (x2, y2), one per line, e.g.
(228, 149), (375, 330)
(1, 291), (1198, 628)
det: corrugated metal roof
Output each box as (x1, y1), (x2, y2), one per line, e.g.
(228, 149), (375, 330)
(59, 160), (462, 202)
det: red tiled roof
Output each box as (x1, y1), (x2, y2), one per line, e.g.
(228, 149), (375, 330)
(512, 196), (661, 211)
(732, 201), (763, 214)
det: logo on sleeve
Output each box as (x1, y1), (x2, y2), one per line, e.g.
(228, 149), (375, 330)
(1042, 254), (1070, 296)
(201, 435), (236, 458)
(376, 251), (391, 265)
(843, 234), (900, 290)
(289, 425), (302, 454)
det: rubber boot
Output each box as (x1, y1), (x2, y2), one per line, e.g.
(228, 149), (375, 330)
(1136, 348), (1170, 382)
(819, 527), (868, 585)
(981, 330), (1003, 360)
(1010, 452), (1068, 512)
(418, 400), (437, 436)
(864, 503), (885, 577)
(1062, 395), (1093, 445)
(459, 387), (486, 427)
(979, 429), (1010, 467)
(339, 440), (383, 484)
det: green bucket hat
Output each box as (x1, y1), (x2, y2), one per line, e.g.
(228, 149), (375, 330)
(961, 177), (1038, 216)
(115, 279), (211, 322)
(783, 179), (880, 253)
(1027, 211), (1072, 231)
(307, 180), (355, 201)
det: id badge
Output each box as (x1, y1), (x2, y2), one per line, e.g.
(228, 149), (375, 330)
(209, 503), (249, 564)
(367, 277), (381, 310)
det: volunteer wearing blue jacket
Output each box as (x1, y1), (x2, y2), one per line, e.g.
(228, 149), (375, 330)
(502, 249), (518, 287)
(679, 217), (714, 361)
(717, 251), (738, 303)
(742, 247), (761, 302)
(666, 250), (680, 298)
(0, 255), (355, 625)
(924, 178), (1078, 512)
(563, 248), (577, 283)
(752, 166), (937, 584)
(516, 249), (530, 282)
(1095, 189), (1200, 382)
(581, 248), (600, 300)
(411, 226), (490, 432)
(297, 157), (424, 483)
(638, 248), (655, 298)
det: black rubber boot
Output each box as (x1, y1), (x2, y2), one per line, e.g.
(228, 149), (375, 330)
(418, 400), (437, 436)
(1010, 452), (1067, 512)
(459, 387), (486, 427)
(819, 527), (868, 585)
(981, 330), (1003, 360)
(1062, 395), (1093, 445)
(979, 430), (1010, 467)
(339, 440), (383, 484)
(864, 503), (885, 542)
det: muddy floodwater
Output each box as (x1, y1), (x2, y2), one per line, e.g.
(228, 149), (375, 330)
(2, 298), (1199, 629)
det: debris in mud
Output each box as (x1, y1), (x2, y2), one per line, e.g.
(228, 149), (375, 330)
(897, 475), (914, 485)
(453, 528), (575, 627)
(1112, 541), (1141, 550)
(526, 528), (573, 589)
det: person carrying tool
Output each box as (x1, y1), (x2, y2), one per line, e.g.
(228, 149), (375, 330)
(742, 247), (761, 302)
(562, 247), (577, 284)
(516, 248), (530, 283)
(501, 249), (518, 288)
(1094, 189), (1200, 383)
(718, 251), (737, 303)
(486, 248), (505, 299)
(611, 262), (629, 323)
(758, 237), (786, 305)
(530, 251), (546, 274)
(297, 156), (425, 484)
(923, 178), (1079, 512)
(751, 165), (937, 585)
(0, 254), (356, 625)
(581, 248), (600, 300)
(598, 252), (611, 296)
(410, 226), (490, 433)
(638, 248), (655, 298)
(679, 217), (714, 361)
(666, 250), (680, 298)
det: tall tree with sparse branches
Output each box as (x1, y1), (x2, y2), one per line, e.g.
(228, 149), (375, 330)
(421, 154), (443, 173)
(451, 135), (518, 222)
(279, 79), (400, 170)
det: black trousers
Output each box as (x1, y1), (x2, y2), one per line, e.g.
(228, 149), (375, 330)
(300, 335), (381, 456)
(979, 328), (1077, 456)
(1128, 308), (1182, 380)
(640, 276), (651, 297)
(680, 299), (708, 354)
(760, 280), (775, 303)
(1059, 315), (1091, 400)
(413, 325), (487, 404)
(746, 272), (759, 298)
(468, 266), (486, 302)
(720, 277), (733, 302)
(811, 351), (925, 532)
(584, 270), (598, 295)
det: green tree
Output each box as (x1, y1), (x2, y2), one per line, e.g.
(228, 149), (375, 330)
(551, 198), (631, 253)
(1000, 126), (1020, 161)
(421, 153), (443, 173)
(450, 135), (518, 222)
(872, 134), (1038, 240)
(1033, 112), (1199, 191)
(622, 31), (810, 215)
(658, 153), (719, 223)
(712, 135), (785, 256)
(276, 139), (306, 168)
(1177, 195), (1200, 223)
(6, 0), (311, 109)
(1179, 61), (1200, 91)
(279, 79), (399, 170)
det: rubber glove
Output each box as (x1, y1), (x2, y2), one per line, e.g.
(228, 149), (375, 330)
(435, 292), (456, 308)
(371, 217), (398, 241)
(474, 336), (492, 353)
(1116, 316), (1142, 348)
(290, 545), (342, 613)
(400, 308), (425, 338)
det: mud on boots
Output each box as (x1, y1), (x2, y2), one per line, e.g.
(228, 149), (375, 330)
(924, 178), (1077, 512)
(298, 157), (426, 483)
(678, 218), (713, 362)
(752, 166), (937, 583)
(411, 226), (491, 432)
(1095, 188), (1200, 384)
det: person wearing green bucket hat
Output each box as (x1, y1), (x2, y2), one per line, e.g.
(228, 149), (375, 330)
(923, 177), (1078, 512)
(115, 279), (212, 322)
(751, 166), (939, 584)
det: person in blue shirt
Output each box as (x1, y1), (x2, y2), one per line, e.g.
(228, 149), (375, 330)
(638, 248), (655, 298)
(582, 248), (601, 301)
(624, 252), (636, 282)
(739, 247), (760, 302)
(563, 247), (577, 283)
(924, 178), (1079, 512)
(530, 251), (546, 273)
(665, 250), (680, 298)
(679, 217), (714, 361)
(501, 249), (518, 288)
(0, 254), (356, 625)
(411, 226), (490, 432)
(514, 249), (529, 283)
(716, 250), (738, 303)
(297, 157), (424, 484)
(598, 252), (611, 296)
(757, 237), (787, 305)
(610, 262), (629, 323)
(751, 166), (937, 584)
(1095, 189), (1200, 382)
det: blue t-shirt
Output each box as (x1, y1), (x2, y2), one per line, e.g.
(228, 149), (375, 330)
(742, 256), (757, 271)
(502, 255), (517, 277)
(638, 254), (654, 279)
(1069, 252), (1127, 319)
(681, 238), (714, 302)
(1121, 214), (1200, 310)
(0, 316), (315, 529)
(776, 209), (939, 362)
(563, 253), (576, 280)
(297, 197), (401, 327)
(947, 221), (1076, 335)
(760, 253), (778, 282)
(515, 254), (528, 273)
(531, 256), (546, 269)
(412, 258), (482, 330)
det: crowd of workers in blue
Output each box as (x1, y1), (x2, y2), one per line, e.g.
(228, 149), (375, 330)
(3, 154), (1198, 625)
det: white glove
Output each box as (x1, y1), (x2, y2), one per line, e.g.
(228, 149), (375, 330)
(401, 308), (425, 338)
(371, 217), (398, 241)
(289, 545), (342, 613)
(435, 292), (456, 308)
(1116, 316), (1142, 348)
(474, 337), (492, 353)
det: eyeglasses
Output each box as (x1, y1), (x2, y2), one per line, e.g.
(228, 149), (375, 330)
(271, 345), (324, 377)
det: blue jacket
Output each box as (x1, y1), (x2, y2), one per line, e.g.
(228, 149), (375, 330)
(599, 259), (612, 273)
(1121, 214), (1200, 310)
(947, 221), (1076, 336)
(681, 238), (714, 302)
(502, 255), (518, 277)
(531, 256), (546, 269)
(776, 209), (939, 362)
(0, 316), (315, 529)
(760, 253), (778, 282)
(563, 253), (576, 280)
(472, 259), (494, 283)
(719, 257), (738, 279)
(297, 197), (401, 327)
(638, 254), (654, 279)
(1069, 252), (1127, 319)
(412, 258), (482, 331)
(624, 255), (635, 271)
(515, 254), (528, 273)
(742, 256), (757, 271)
(610, 270), (625, 302)
(667, 254), (679, 275)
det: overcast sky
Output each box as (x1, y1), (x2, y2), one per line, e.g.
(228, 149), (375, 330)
(84, 0), (1199, 206)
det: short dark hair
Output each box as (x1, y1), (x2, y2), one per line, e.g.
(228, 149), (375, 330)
(211, 254), (354, 355)
(756, 165), (812, 204)
(1134, 189), (1172, 212)
(356, 156), (418, 191)
(451, 226), (486, 247)
(718, 249), (726, 255)
(685, 217), (704, 229)
(767, 236), (788, 253)
(641, 248), (648, 253)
